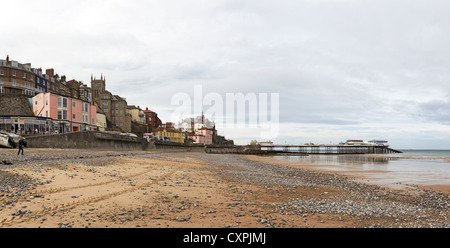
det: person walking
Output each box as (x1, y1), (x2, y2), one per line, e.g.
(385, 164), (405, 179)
(17, 136), (24, 156)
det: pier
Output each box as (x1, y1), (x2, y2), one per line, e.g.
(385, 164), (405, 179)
(205, 144), (402, 155)
(261, 144), (402, 154)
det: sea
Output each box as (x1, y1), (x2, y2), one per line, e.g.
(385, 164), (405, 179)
(272, 149), (450, 192)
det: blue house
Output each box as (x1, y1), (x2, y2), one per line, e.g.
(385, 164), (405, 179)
(32, 68), (48, 93)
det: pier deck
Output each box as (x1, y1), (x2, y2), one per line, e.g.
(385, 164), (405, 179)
(261, 145), (402, 154)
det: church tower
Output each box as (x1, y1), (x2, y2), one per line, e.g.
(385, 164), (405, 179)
(90, 73), (106, 99)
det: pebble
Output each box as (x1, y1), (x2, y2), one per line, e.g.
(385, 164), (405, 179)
(202, 153), (450, 228)
(1, 150), (448, 228)
(175, 217), (188, 222)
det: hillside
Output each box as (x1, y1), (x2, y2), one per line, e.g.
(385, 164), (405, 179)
(0, 95), (34, 116)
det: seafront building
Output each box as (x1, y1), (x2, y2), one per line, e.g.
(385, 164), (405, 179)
(0, 55), (233, 143)
(188, 126), (214, 145)
(0, 116), (52, 135)
(173, 113), (220, 145)
(154, 126), (184, 143)
(143, 107), (162, 132)
(96, 112), (107, 132)
(174, 114), (215, 133)
(0, 57), (141, 135)
(0, 56), (42, 96)
(32, 92), (97, 133)
(0, 55), (88, 100)
(1, 56), (100, 134)
(127, 105), (145, 124)
(90, 75), (132, 132)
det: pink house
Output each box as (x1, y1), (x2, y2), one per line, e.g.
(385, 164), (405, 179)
(189, 127), (214, 145)
(33, 93), (97, 133)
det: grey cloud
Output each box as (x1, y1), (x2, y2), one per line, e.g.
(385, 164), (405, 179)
(3, 0), (450, 148)
(416, 100), (450, 124)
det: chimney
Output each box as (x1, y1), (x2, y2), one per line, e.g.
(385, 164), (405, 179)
(46, 68), (54, 77)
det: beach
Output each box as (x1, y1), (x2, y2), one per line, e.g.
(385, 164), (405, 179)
(0, 148), (449, 228)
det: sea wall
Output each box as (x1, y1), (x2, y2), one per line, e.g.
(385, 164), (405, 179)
(205, 145), (263, 154)
(25, 131), (152, 150)
(154, 140), (205, 152)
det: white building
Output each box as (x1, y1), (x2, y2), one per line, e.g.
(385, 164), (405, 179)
(174, 114), (215, 133)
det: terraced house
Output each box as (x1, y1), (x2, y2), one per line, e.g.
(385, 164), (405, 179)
(1, 56), (98, 134)
(0, 56), (42, 96)
(32, 92), (97, 133)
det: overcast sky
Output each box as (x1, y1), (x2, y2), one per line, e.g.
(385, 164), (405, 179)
(2, 0), (450, 148)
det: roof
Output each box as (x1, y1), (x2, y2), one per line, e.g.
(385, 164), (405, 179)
(112, 95), (126, 102)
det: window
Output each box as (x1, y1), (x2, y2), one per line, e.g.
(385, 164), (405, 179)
(72, 101), (76, 108)
(46, 110), (48, 117)
(46, 97), (48, 106)
(12, 70), (16, 77)
(12, 79), (16, 86)
(63, 98), (68, 108)
(73, 114), (76, 119)
(58, 110), (68, 120)
(58, 97), (62, 107)
(0, 70), (4, 75)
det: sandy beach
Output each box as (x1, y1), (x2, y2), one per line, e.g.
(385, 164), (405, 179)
(0, 148), (449, 228)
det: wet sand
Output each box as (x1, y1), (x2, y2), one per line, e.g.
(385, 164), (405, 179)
(0, 148), (449, 228)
